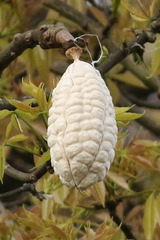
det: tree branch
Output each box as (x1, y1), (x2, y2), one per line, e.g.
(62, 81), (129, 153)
(42, 0), (103, 35)
(0, 183), (45, 201)
(122, 58), (160, 91)
(4, 161), (53, 182)
(117, 81), (160, 109)
(0, 23), (84, 75)
(97, 15), (160, 89)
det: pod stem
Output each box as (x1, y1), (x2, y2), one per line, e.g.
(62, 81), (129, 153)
(65, 46), (83, 60)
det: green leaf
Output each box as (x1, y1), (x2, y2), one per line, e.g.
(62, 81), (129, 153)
(7, 98), (39, 115)
(121, 0), (150, 19)
(116, 112), (144, 121)
(0, 109), (12, 120)
(37, 83), (47, 111)
(154, 193), (160, 224)
(5, 120), (13, 139)
(7, 134), (28, 144)
(130, 13), (150, 22)
(22, 78), (38, 99)
(102, 46), (109, 55)
(0, 145), (5, 183)
(115, 106), (134, 115)
(143, 193), (156, 240)
(36, 149), (50, 168)
(117, 121), (129, 127)
(149, 1), (158, 17)
(15, 109), (38, 120)
(106, 170), (130, 190)
(14, 114), (23, 132)
(115, 106), (144, 122)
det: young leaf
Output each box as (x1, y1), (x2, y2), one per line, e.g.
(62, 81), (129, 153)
(130, 13), (150, 22)
(117, 121), (129, 127)
(7, 98), (39, 115)
(115, 105), (144, 123)
(121, 0), (150, 20)
(130, 155), (154, 168)
(37, 83), (47, 111)
(143, 193), (156, 240)
(5, 120), (13, 139)
(13, 114), (23, 132)
(149, 1), (158, 17)
(18, 208), (45, 231)
(106, 170), (130, 190)
(116, 112), (144, 121)
(0, 109), (12, 120)
(115, 106), (134, 115)
(35, 227), (54, 238)
(103, 46), (109, 55)
(22, 78), (38, 99)
(7, 134), (28, 144)
(154, 193), (160, 224)
(0, 145), (5, 183)
(50, 223), (68, 240)
(15, 109), (38, 120)
(35, 149), (50, 168)
(91, 181), (106, 207)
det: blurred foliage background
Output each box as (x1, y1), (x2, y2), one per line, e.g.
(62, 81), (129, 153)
(0, 0), (160, 239)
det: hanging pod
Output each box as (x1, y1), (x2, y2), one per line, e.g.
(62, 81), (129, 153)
(47, 46), (117, 190)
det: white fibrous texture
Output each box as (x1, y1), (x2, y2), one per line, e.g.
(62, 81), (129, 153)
(47, 59), (117, 190)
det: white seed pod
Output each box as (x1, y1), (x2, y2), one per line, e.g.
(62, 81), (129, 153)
(47, 59), (117, 190)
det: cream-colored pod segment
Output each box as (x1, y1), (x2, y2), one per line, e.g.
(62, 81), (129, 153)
(47, 59), (117, 190)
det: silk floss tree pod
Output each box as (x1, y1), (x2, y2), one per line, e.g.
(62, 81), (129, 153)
(47, 46), (117, 190)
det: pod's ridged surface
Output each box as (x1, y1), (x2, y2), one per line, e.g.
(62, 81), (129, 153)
(47, 60), (117, 190)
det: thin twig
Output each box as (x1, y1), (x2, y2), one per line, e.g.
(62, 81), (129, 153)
(95, 200), (137, 240)
(97, 15), (160, 90)
(122, 58), (160, 91)
(0, 183), (45, 201)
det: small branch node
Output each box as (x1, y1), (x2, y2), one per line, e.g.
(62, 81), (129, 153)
(30, 174), (37, 182)
(151, 16), (160, 33)
(40, 24), (49, 32)
(47, 167), (54, 174)
(146, 30), (157, 43)
(135, 30), (144, 39)
(131, 42), (145, 51)
(11, 52), (16, 56)
(14, 33), (21, 40)
(25, 32), (32, 42)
